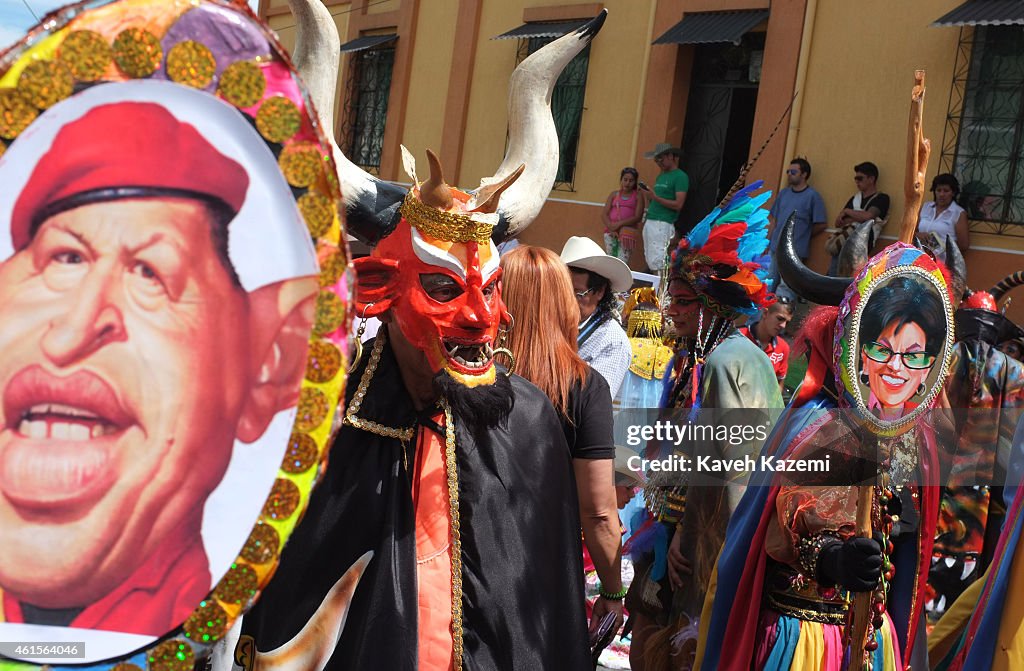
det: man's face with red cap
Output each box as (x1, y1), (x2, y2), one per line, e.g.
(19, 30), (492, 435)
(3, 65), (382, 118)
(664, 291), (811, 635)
(0, 197), (310, 611)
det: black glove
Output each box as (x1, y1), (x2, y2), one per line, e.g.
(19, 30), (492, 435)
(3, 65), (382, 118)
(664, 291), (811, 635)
(817, 536), (882, 592)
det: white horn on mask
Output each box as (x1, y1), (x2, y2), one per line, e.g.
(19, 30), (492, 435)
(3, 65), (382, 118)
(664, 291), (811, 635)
(480, 10), (607, 242)
(288, 0), (407, 245)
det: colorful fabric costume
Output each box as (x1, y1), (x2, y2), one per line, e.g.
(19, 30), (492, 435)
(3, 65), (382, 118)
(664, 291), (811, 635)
(925, 278), (1024, 624)
(698, 241), (956, 671)
(625, 183), (783, 668)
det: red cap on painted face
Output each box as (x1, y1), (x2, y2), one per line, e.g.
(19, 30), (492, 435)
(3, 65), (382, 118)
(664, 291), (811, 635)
(11, 101), (249, 249)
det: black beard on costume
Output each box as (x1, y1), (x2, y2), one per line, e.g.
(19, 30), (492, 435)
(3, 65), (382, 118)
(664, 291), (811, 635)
(433, 369), (515, 441)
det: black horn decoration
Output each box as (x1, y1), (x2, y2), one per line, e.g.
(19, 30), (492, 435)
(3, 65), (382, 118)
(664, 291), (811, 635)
(777, 213), (852, 306)
(990, 271), (1024, 302)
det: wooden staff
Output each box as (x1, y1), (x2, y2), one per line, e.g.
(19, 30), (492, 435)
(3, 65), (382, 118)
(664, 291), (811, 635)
(847, 70), (930, 671)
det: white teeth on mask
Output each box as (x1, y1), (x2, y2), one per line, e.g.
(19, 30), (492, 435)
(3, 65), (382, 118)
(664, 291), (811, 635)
(25, 403), (100, 419)
(944, 557), (956, 568)
(91, 424), (104, 439)
(28, 421), (47, 439)
(962, 559), (977, 581)
(51, 422), (70, 440)
(68, 424), (91, 441)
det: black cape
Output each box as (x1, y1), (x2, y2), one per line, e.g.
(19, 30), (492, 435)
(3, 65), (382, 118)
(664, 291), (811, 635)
(239, 337), (591, 670)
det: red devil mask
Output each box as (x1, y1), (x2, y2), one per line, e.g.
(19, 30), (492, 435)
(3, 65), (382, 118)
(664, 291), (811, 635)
(354, 151), (523, 387)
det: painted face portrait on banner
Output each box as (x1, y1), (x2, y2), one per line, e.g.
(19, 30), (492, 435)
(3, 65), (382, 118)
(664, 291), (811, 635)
(0, 0), (352, 667)
(835, 244), (955, 434)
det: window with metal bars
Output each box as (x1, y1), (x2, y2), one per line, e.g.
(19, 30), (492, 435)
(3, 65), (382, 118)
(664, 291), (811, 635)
(342, 45), (395, 174)
(518, 37), (591, 189)
(941, 25), (1024, 234)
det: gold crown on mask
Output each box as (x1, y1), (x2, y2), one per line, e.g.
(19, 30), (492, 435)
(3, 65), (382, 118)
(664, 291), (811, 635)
(399, 146), (525, 245)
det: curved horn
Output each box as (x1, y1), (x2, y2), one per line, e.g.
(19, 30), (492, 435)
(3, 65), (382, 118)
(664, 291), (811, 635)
(944, 236), (967, 301)
(777, 213), (852, 306)
(482, 10), (608, 243)
(289, 0), (406, 245)
(836, 219), (874, 277)
(990, 271), (1024, 302)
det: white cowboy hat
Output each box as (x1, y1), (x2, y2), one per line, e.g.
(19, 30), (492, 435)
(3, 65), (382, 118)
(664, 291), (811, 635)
(560, 236), (633, 293)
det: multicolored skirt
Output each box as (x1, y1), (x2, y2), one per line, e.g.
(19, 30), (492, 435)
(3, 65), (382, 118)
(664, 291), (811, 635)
(753, 609), (902, 671)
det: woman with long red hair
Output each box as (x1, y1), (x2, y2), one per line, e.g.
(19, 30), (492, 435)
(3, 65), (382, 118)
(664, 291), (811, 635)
(500, 245), (625, 635)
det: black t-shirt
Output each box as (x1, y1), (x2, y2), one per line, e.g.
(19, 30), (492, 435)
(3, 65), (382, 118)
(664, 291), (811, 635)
(562, 367), (615, 460)
(843, 191), (890, 219)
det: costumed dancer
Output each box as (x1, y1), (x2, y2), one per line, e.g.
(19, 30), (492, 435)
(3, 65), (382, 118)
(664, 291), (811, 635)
(926, 268), (1024, 625)
(229, 2), (608, 670)
(926, 418), (1024, 671)
(617, 288), (675, 410)
(625, 182), (783, 671)
(697, 227), (955, 671)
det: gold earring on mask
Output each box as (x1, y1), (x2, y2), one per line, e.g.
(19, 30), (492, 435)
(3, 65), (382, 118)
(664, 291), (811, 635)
(351, 302), (375, 366)
(493, 313), (516, 375)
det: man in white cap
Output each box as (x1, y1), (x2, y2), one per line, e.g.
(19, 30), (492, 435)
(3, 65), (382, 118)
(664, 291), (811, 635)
(561, 236), (633, 397)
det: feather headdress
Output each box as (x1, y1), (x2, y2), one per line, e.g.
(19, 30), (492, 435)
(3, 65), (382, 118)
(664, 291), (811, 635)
(669, 181), (774, 317)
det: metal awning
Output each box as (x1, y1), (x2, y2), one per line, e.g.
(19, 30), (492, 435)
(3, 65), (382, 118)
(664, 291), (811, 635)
(933, 0), (1024, 26)
(340, 34), (397, 53)
(654, 9), (769, 45)
(492, 19), (588, 40)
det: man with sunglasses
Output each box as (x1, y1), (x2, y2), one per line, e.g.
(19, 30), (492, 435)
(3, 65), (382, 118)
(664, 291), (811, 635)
(827, 162), (890, 275)
(767, 158), (827, 299)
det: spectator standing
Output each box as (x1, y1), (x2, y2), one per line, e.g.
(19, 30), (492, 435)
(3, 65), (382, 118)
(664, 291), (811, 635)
(768, 157), (827, 299)
(919, 172), (970, 255)
(601, 167), (645, 263)
(500, 245), (625, 637)
(826, 161), (890, 275)
(738, 298), (795, 392)
(561, 236), (634, 397)
(640, 143), (688, 271)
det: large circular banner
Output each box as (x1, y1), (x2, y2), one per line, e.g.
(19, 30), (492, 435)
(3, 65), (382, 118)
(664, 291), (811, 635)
(0, 1), (352, 668)
(835, 244), (955, 436)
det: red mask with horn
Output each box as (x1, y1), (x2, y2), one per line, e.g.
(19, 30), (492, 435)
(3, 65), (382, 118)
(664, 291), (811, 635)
(354, 151), (524, 387)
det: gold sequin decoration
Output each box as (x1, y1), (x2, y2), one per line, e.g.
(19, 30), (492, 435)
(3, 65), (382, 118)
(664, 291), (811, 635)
(262, 478), (301, 520)
(283, 433), (318, 474)
(318, 251), (347, 287)
(111, 664), (143, 671)
(306, 341), (342, 383)
(240, 522), (280, 564)
(18, 60), (74, 110)
(146, 639), (193, 671)
(0, 91), (37, 140)
(256, 96), (301, 144)
(218, 61), (265, 108)
(166, 41), (216, 89)
(295, 387), (329, 432)
(59, 30), (112, 81)
(279, 143), (324, 187)
(298, 191), (334, 237)
(314, 289), (344, 336)
(183, 599), (228, 643)
(213, 563), (259, 604)
(113, 28), (162, 79)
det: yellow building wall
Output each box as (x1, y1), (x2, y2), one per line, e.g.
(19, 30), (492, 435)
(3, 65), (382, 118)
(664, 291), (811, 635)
(400, 1), (458, 171)
(460, 1), (656, 257)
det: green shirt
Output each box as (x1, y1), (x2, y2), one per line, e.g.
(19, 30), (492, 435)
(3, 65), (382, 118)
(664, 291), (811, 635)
(647, 168), (689, 222)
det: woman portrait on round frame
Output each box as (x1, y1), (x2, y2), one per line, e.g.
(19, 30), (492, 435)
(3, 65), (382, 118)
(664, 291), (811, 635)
(847, 267), (954, 432)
